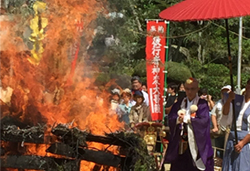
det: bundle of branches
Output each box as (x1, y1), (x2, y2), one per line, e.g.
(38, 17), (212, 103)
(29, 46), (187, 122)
(51, 124), (88, 147)
(51, 124), (155, 170)
(106, 132), (156, 171)
(1, 122), (156, 170)
(1, 124), (45, 144)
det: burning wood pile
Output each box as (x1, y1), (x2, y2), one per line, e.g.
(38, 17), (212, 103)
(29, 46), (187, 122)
(1, 117), (153, 171)
(0, 1), (157, 170)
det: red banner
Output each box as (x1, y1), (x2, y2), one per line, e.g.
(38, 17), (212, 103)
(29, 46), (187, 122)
(146, 21), (166, 121)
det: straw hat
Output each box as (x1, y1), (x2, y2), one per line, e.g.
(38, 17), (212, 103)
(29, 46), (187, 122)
(121, 88), (132, 96)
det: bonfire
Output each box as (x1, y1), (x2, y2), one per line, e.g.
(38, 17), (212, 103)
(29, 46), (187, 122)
(0, 1), (154, 170)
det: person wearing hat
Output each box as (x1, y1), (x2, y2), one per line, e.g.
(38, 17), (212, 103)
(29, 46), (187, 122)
(131, 76), (149, 106)
(129, 90), (151, 127)
(210, 85), (231, 158)
(116, 88), (133, 126)
(109, 88), (120, 115)
(222, 79), (250, 171)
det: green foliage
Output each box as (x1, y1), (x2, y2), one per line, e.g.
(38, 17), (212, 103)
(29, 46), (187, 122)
(133, 59), (146, 77)
(167, 61), (192, 82)
(241, 72), (250, 87)
(91, 0), (162, 75)
(134, 158), (154, 171)
(187, 60), (234, 100)
(122, 132), (156, 171)
(5, 0), (39, 17)
(106, 131), (155, 170)
(205, 63), (230, 76)
(6, 0), (250, 99)
(94, 73), (110, 86)
(90, 0), (250, 99)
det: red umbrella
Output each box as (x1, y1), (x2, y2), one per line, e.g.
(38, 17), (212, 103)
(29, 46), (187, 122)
(159, 0), (250, 143)
(159, 0), (250, 21)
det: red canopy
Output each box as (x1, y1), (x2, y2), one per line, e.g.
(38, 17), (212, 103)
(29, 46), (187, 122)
(159, 0), (250, 21)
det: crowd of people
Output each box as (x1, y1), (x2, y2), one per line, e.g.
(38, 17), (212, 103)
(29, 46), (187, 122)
(109, 76), (151, 128)
(109, 76), (250, 171)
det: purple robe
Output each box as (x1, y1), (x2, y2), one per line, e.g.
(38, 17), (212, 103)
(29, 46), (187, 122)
(164, 99), (214, 171)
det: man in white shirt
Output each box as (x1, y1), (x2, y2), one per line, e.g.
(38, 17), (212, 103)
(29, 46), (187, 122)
(131, 76), (149, 106)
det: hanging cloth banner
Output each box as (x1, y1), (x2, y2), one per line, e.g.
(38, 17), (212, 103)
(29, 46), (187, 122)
(146, 20), (166, 121)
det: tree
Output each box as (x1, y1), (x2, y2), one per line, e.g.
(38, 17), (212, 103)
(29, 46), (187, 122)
(88, 0), (250, 98)
(167, 61), (192, 83)
(4, 0), (250, 97)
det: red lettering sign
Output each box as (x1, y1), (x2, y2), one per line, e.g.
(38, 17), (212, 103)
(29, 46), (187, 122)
(146, 21), (166, 121)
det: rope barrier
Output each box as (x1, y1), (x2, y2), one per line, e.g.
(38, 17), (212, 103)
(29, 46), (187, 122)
(127, 21), (250, 40)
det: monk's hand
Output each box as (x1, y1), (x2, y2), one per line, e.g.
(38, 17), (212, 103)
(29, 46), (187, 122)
(234, 141), (244, 153)
(178, 113), (185, 123)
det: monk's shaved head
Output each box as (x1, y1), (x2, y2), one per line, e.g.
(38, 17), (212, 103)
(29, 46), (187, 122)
(184, 78), (199, 101)
(184, 78), (199, 88)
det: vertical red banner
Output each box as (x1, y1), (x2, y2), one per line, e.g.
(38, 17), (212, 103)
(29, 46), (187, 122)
(146, 21), (166, 121)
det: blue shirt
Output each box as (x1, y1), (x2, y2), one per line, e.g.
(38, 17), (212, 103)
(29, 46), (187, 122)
(116, 102), (133, 124)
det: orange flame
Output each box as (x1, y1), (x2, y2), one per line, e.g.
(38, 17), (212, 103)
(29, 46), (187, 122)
(1, 0), (123, 170)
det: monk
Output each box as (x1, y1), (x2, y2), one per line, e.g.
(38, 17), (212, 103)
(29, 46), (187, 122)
(164, 78), (214, 171)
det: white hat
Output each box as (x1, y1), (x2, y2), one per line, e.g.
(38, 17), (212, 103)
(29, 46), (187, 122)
(221, 85), (231, 91)
(111, 88), (120, 94)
